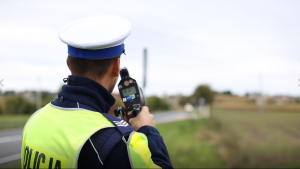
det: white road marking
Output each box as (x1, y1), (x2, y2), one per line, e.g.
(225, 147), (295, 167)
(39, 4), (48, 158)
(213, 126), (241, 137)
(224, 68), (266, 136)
(0, 153), (21, 164)
(0, 135), (22, 144)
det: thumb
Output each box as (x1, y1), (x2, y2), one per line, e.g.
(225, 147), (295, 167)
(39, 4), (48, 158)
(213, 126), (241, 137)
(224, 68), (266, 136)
(129, 117), (135, 125)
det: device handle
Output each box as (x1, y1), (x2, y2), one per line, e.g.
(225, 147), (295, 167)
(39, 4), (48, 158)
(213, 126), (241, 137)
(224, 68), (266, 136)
(132, 110), (140, 117)
(131, 104), (141, 117)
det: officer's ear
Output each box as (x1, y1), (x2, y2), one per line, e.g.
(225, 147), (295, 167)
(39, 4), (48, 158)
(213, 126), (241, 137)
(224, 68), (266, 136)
(112, 57), (120, 78)
(67, 58), (71, 72)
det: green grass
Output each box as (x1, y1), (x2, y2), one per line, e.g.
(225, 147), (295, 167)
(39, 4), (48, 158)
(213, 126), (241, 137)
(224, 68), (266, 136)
(0, 114), (31, 130)
(211, 109), (300, 168)
(156, 109), (300, 168)
(156, 119), (226, 168)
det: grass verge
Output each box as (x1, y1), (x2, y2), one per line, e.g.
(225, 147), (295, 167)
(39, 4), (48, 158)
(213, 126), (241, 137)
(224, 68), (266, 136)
(210, 108), (300, 168)
(156, 119), (226, 168)
(0, 115), (31, 130)
(157, 109), (300, 168)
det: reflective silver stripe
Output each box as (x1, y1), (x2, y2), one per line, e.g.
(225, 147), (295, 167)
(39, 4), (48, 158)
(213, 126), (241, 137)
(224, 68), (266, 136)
(49, 103), (115, 168)
(126, 131), (149, 169)
(76, 126), (115, 168)
(89, 138), (103, 165)
(50, 103), (89, 111)
(122, 136), (127, 144)
(126, 131), (135, 169)
(22, 109), (41, 136)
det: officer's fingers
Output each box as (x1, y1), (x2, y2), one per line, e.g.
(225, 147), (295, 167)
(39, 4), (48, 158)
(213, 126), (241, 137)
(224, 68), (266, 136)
(124, 113), (133, 123)
(141, 106), (149, 113)
(123, 114), (129, 123)
(151, 115), (155, 125)
(128, 117), (136, 125)
(128, 113), (134, 119)
(148, 113), (153, 119)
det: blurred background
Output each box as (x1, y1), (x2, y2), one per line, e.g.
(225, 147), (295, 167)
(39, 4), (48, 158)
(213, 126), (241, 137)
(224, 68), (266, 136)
(1, 0), (300, 168)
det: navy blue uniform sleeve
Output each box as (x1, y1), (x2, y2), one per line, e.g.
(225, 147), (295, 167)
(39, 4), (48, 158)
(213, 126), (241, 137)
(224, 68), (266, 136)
(138, 126), (173, 169)
(102, 140), (131, 168)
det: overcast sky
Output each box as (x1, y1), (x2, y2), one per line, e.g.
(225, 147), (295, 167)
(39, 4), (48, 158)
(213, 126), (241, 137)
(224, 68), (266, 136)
(0, 0), (299, 96)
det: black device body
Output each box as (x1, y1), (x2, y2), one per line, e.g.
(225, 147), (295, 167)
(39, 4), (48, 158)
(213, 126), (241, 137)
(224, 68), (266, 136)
(114, 67), (145, 119)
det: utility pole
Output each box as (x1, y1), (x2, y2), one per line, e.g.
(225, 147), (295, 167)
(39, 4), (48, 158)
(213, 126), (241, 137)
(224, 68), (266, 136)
(36, 77), (42, 110)
(143, 48), (147, 92)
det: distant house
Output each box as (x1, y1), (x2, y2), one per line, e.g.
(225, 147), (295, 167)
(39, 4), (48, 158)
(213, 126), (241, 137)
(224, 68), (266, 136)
(273, 96), (294, 105)
(165, 96), (180, 107)
(21, 91), (36, 103)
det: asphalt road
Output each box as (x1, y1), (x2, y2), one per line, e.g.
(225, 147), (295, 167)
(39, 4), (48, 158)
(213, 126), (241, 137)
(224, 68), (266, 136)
(0, 110), (191, 165)
(0, 129), (23, 165)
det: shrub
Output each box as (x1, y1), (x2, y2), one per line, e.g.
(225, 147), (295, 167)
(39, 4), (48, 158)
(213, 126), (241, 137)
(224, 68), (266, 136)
(146, 96), (169, 112)
(5, 96), (36, 114)
(192, 85), (214, 105)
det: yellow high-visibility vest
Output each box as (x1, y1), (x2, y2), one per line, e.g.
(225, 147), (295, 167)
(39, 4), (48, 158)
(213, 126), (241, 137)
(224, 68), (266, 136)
(21, 103), (160, 169)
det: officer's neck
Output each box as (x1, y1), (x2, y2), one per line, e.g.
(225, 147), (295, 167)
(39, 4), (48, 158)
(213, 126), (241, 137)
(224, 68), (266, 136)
(77, 68), (116, 94)
(97, 75), (116, 94)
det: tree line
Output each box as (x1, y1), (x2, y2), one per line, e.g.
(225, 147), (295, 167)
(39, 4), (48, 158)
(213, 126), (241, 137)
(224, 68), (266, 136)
(147, 85), (215, 112)
(0, 91), (56, 114)
(0, 84), (216, 114)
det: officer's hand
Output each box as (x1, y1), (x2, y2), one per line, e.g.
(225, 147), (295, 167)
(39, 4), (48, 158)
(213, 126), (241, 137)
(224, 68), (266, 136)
(124, 110), (133, 124)
(128, 106), (155, 131)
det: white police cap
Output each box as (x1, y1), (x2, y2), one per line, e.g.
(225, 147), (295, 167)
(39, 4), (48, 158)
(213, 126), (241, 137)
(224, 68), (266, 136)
(59, 15), (131, 59)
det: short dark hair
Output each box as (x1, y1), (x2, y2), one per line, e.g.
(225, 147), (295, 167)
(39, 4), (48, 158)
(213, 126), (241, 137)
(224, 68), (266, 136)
(67, 55), (119, 80)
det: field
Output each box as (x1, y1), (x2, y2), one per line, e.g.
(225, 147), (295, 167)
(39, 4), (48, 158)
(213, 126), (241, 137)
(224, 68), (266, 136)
(214, 94), (300, 112)
(0, 115), (31, 130)
(211, 109), (300, 168)
(156, 109), (300, 168)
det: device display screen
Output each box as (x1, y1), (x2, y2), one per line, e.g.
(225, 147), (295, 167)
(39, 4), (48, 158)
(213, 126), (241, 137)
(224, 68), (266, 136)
(121, 86), (137, 97)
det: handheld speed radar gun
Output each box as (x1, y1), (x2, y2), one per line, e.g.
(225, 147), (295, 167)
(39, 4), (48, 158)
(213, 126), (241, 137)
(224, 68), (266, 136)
(114, 67), (145, 120)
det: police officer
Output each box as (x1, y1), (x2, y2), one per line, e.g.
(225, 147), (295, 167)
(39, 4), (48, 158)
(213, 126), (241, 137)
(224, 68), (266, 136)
(21, 15), (173, 169)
